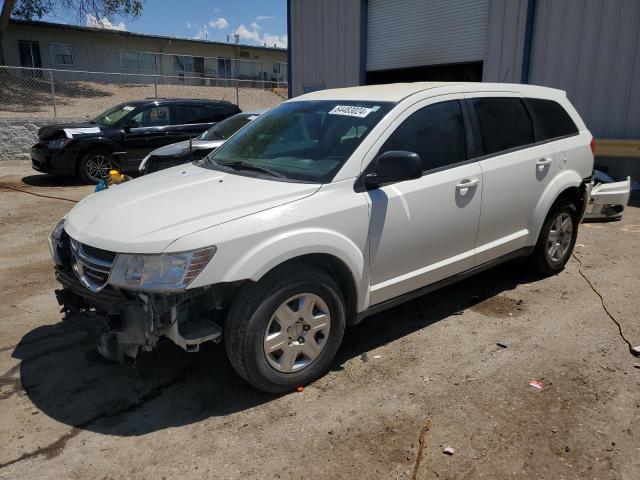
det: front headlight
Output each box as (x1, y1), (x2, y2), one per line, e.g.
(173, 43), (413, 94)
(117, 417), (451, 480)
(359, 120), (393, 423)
(48, 218), (66, 266)
(109, 247), (216, 292)
(48, 138), (71, 149)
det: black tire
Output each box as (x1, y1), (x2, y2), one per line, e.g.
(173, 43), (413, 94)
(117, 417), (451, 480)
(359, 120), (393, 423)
(529, 202), (578, 276)
(78, 150), (113, 184)
(224, 265), (346, 393)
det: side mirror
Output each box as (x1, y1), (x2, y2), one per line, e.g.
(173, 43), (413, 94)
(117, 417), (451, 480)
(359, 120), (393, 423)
(365, 151), (422, 189)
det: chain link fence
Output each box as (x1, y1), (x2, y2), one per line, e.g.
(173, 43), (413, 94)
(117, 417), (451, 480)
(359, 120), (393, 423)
(0, 66), (288, 120)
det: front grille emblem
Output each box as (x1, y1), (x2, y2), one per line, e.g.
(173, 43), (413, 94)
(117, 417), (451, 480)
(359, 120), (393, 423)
(70, 238), (115, 292)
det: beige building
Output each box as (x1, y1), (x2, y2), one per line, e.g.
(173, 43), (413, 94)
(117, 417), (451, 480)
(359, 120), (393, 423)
(3, 19), (288, 82)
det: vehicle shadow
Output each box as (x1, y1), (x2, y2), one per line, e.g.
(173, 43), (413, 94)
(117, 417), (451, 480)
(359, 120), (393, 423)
(13, 261), (539, 437)
(21, 174), (86, 188)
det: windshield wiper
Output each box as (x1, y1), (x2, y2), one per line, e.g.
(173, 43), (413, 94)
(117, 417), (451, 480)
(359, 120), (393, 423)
(222, 161), (286, 179)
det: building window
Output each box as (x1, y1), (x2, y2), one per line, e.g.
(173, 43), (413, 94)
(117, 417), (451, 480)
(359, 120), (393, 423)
(120, 50), (158, 70)
(50, 43), (73, 65)
(120, 50), (139, 69)
(173, 55), (195, 73)
(273, 62), (281, 74)
(140, 52), (157, 70)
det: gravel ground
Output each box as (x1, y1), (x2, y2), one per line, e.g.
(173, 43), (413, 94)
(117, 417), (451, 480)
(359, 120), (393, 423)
(0, 81), (286, 119)
(0, 160), (639, 479)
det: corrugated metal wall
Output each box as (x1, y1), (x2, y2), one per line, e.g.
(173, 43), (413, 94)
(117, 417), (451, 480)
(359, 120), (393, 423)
(367, 0), (490, 71)
(483, 0), (528, 83)
(289, 0), (363, 98)
(529, 0), (640, 138)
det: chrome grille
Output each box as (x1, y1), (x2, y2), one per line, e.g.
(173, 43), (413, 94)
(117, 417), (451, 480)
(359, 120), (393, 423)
(70, 238), (115, 292)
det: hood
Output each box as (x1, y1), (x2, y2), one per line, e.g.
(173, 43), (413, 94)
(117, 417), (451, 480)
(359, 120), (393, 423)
(150, 139), (225, 157)
(64, 163), (321, 253)
(37, 122), (106, 141)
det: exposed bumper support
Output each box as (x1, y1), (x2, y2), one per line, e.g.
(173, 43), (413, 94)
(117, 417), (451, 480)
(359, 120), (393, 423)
(55, 267), (224, 361)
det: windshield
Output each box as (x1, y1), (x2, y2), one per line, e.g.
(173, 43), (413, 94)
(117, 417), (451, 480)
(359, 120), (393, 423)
(93, 104), (138, 126)
(198, 114), (255, 141)
(200, 100), (393, 183)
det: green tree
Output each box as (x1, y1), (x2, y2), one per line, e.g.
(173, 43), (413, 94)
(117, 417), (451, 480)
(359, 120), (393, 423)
(0, 0), (143, 65)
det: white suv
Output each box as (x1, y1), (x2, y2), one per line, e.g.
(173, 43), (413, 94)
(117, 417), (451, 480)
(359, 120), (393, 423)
(50, 82), (594, 393)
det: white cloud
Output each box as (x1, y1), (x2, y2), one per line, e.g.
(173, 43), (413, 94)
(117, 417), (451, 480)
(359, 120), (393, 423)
(256, 15), (275, 21)
(85, 14), (126, 31)
(209, 17), (228, 29)
(186, 21), (192, 29)
(250, 21), (260, 30)
(234, 24), (287, 48)
(194, 25), (209, 39)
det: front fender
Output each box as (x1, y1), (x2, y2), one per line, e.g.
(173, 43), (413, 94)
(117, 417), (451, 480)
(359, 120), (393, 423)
(222, 227), (365, 284)
(529, 170), (582, 244)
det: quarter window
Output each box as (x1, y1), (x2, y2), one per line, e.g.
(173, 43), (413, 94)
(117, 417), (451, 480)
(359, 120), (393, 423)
(379, 100), (467, 172)
(471, 97), (534, 155)
(524, 98), (579, 141)
(50, 43), (73, 65)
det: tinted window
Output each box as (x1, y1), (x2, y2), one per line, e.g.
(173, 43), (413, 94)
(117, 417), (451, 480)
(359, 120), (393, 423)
(379, 100), (467, 172)
(472, 98), (534, 155)
(174, 105), (211, 124)
(207, 106), (235, 122)
(525, 98), (578, 141)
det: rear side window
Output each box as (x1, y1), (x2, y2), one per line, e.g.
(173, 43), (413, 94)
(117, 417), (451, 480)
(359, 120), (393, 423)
(379, 100), (467, 172)
(471, 98), (534, 155)
(207, 106), (235, 122)
(524, 98), (579, 141)
(173, 105), (211, 124)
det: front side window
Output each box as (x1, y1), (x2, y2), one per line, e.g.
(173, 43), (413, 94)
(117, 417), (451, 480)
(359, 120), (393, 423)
(379, 100), (467, 172)
(129, 106), (171, 127)
(50, 43), (73, 65)
(472, 97), (534, 155)
(524, 98), (579, 141)
(202, 100), (394, 183)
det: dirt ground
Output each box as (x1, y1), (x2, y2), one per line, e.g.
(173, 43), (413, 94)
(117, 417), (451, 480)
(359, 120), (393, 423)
(0, 81), (285, 119)
(0, 159), (639, 479)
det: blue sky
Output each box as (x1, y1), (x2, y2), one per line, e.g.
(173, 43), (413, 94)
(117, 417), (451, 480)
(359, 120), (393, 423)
(41, 0), (288, 48)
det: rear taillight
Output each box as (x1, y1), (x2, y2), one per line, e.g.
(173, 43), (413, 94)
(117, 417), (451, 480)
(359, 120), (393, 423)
(590, 137), (596, 157)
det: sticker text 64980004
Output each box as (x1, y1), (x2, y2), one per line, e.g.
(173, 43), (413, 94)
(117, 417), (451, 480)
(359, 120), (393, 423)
(328, 105), (377, 118)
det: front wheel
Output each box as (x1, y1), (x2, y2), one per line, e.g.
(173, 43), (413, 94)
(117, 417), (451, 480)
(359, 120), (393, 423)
(78, 150), (113, 184)
(224, 266), (346, 393)
(529, 203), (578, 275)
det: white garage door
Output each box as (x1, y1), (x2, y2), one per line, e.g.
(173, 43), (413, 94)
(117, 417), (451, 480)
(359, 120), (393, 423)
(367, 0), (490, 71)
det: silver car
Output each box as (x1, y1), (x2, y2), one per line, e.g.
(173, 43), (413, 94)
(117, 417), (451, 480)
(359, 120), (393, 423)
(138, 111), (263, 175)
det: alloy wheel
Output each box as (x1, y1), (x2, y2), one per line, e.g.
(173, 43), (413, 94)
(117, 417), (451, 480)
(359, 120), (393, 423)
(546, 212), (573, 263)
(263, 293), (331, 373)
(85, 154), (112, 182)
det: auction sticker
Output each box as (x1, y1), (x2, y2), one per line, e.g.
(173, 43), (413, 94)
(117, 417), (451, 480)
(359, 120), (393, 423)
(329, 105), (376, 118)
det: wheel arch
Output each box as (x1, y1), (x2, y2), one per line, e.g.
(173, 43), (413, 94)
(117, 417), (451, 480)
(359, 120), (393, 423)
(74, 140), (116, 174)
(529, 170), (585, 243)
(214, 229), (367, 322)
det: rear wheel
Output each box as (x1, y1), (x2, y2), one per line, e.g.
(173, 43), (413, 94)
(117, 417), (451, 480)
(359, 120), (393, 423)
(224, 266), (346, 393)
(78, 150), (112, 184)
(529, 203), (578, 275)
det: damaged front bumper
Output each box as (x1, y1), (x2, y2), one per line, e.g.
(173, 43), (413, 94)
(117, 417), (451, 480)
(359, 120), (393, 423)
(55, 267), (226, 362)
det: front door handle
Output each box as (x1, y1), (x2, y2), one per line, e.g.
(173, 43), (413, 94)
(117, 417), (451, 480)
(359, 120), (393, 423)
(456, 178), (480, 190)
(537, 157), (552, 166)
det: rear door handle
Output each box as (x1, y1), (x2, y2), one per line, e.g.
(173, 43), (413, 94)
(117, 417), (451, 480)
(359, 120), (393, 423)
(456, 178), (479, 190)
(537, 157), (552, 166)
